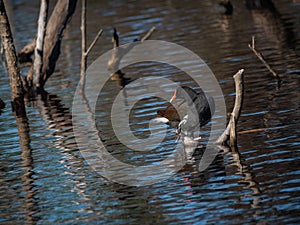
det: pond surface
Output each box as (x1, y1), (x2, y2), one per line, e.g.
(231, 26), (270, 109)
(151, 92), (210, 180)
(0, 0), (300, 224)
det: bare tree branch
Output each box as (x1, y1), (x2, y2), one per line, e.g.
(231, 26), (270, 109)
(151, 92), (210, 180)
(40, 0), (77, 89)
(18, 37), (36, 64)
(80, 0), (87, 86)
(80, 0), (102, 86)
(248, 36), (281, 86)
(141, 26), (156, 42)
(33, 0), (49, 89)
(108, 26), (156, 75)
(216, 69), (244, 148)
(86, 29), (103, 56)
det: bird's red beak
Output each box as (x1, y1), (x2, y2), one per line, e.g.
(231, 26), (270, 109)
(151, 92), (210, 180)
(170, 90), (177, 103)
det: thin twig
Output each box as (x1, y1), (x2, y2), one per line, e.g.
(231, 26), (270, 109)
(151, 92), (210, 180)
(141, 26), (156, 42)
(248, 36), (281, 85)
(80, 0), (102, 86)
(80, 0), (86, 82)
(238, 128), (266, 134)
(85, 29), (103, 56)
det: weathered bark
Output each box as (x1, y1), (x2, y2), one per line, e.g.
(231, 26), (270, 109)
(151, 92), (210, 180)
(33, 0), (49, 89)
(229, 112), (237, 150)
(17, 0), (77, 90)
(40, 0), (77, 89)
(0, 0), (26, 116)
(216, 69), (244, 148)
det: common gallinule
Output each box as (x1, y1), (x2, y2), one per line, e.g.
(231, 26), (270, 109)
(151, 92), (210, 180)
(169, 86), (215, 136)
(157, 100), (188, 122)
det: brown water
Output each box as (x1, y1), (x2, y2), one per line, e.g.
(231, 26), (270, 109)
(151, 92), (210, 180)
(0, 0), (299, 224)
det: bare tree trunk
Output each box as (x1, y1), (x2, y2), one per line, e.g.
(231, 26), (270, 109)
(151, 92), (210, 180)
(40, 0), (77, 89)
(33, 0), (49, 89)
(0, 0), (26, 116)
(0, 9), (33, 215)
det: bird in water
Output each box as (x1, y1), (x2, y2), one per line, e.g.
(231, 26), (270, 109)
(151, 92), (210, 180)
(169, 86), (215, 138)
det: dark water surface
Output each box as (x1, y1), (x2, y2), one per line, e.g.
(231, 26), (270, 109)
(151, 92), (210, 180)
(0, 0), (300, 224)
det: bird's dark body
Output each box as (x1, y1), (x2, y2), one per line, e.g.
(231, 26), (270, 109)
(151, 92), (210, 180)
(172, 86), (214, 134)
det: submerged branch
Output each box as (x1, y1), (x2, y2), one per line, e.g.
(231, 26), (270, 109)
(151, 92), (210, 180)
(18, 38), (36, 64)
(108, 26), (156, 78)
(85, 29), (103, 57)
(40, 0), (77, 89)
(248, 36), (281, 87)
(216, 69), (244, 149)
(141, 26), (156, 42)
(17, 0), (78, 91)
